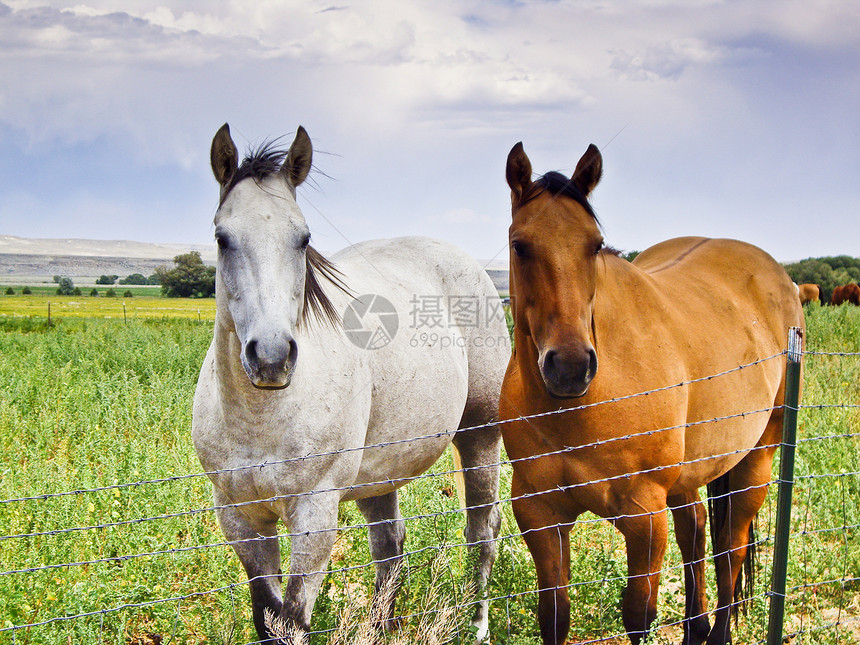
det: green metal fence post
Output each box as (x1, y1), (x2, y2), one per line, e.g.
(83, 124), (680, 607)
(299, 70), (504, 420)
(766, 326), (803, 645)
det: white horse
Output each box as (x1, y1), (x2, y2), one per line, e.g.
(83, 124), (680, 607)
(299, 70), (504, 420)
(192, 124), (510, 643)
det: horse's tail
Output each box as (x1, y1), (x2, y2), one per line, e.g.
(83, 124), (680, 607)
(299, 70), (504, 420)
(451, 443), (467, 512)
(707, 472), (756, 619)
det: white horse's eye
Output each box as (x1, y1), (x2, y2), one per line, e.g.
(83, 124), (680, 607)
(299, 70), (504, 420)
(300, 234), (310, 249)
(216, 232), (231, 251)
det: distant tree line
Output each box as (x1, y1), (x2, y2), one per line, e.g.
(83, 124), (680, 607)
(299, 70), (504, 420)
(95, 273), (160, 286)
(783, 256), (860, 304)
(39, 256), (213, 299)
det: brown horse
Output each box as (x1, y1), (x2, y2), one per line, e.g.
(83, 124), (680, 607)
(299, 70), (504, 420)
(500, 141), (804, 645)
(796, 283), (822, 305)
(831, 283), (860, 305)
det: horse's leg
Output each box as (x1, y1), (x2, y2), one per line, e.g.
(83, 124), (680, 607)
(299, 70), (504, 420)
(452, 425), (502, 643)
(615, 505), (669, 645)
(708, 454), (777, 643)
(277, 491), (340, 634)
(356, 491), (406, 631)
(213, 487), (283, 643)
(512, 476), (574, 645)
(668, 491), (710, 645)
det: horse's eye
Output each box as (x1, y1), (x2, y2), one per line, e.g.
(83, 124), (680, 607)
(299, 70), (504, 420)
(215, 232), (230, 251)
(594, 240), (605, 255)
(300, 234), (311, 249)
(511, 241), (528, 258)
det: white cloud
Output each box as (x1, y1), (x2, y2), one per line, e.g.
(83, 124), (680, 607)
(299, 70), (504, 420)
(0, 0), (857, 259)
(610, 39), (732, 81)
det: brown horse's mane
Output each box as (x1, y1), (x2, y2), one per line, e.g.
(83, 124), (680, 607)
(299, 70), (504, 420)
(519, 171), (601, 226)
(222, 140), (351, 329)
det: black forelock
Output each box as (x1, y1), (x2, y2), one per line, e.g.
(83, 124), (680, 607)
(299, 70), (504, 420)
(521, 171), (600, 226)
(220, 141), (289, 205)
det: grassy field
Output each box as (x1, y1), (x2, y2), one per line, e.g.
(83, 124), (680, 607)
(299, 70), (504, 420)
(0, 292), (215, 321)
(1, 284), (163, 297)
(0, 304), (857, 644)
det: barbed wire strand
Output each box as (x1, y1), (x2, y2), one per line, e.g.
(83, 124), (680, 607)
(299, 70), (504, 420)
(0, 433), (782, 544)
(6, 428), (854, 577)
(0, 479), (774, 578)
(0, 350), (787, 506)
(2, 532), (775, 637)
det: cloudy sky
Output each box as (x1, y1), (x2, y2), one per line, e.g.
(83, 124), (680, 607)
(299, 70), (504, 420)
(0, 0), (857, 264)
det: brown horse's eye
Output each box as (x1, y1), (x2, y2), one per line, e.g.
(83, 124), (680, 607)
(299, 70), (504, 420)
(594, 240), (605, 255)
(511, 241), (528, 258)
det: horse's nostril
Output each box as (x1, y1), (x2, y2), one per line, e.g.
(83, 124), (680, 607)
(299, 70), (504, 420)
(588, 348), (598, 379)
(244, 339), (259, 367)
(288, 338), (298, 366)
(543, 349), (558, 375)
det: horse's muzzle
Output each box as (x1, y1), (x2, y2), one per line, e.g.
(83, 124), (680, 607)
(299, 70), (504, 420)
(539, 344), (597, 398)
(242, 335), (298, 389)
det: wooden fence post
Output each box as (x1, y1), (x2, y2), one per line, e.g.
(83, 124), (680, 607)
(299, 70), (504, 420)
(766, 326), (803, 645)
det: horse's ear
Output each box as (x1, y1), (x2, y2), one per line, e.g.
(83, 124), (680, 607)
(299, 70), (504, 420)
(283, 125), (313, 188)
(506, 142), (532, 206)
(211, 123), (238, 187)
(572, 144), (602, 197)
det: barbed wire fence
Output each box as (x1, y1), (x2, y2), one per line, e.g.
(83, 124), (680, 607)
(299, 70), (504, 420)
(1, 343), (858, 644)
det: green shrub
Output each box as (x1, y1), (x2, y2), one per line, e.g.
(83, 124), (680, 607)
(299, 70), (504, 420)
(56, 276), (74, 295)
(154, 252), (215, 298)
(120, 273), (148, 285)
(5, 286), (14, 295)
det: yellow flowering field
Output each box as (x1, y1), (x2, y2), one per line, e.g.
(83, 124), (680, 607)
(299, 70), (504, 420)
(0, 294), (216, 321)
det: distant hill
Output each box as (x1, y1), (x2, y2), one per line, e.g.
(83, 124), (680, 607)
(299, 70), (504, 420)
(0, 235), (216, 283)
(0, 236), (510, 290)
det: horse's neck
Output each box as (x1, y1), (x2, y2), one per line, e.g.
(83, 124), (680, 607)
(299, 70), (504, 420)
(592, 255), (654, 334)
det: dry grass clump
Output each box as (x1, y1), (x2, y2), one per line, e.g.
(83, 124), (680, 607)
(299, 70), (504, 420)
(264, 560), (465, 645)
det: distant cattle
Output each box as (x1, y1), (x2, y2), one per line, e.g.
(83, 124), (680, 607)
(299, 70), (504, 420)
(797, 283), (822, 305)
(831, 283), (860, 306)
